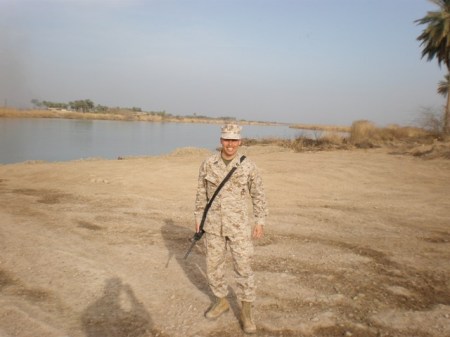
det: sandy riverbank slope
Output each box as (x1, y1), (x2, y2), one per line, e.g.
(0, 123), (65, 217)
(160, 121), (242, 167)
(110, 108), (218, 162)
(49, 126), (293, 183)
(0, 146), (449, 337)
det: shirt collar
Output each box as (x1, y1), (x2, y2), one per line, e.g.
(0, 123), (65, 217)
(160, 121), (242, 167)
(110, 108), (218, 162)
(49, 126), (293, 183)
(213, 151), (242, 167)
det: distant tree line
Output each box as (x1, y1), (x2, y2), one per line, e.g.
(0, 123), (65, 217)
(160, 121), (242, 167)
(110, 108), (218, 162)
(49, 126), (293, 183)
(31, 98), (178, 117)
(185, 112), (237, 121)
(30, 99), (239, 121)
(31, 99), (147, 114)
(31, 99), (96, 112)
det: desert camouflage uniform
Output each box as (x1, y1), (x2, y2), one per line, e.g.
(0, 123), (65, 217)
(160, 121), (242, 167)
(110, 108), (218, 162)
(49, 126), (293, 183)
(194, 151), (268, 302)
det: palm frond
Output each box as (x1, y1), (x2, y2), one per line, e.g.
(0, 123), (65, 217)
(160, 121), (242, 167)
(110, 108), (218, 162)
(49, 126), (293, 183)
(437, 74), (450, 96)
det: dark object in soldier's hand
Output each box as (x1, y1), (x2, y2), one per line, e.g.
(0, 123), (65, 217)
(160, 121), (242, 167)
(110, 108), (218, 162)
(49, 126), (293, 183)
(184, 229), (205, 259)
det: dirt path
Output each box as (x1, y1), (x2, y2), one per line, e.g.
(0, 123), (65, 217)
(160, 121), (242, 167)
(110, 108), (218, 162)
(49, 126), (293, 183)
(0, 146), (449, 337)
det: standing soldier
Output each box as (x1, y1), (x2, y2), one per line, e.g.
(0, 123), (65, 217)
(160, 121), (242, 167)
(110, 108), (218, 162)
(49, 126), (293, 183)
(194, 124), (268, 334)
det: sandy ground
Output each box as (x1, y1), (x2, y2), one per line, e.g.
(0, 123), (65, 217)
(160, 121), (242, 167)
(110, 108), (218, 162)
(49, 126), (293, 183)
(0, 145), (449, 337)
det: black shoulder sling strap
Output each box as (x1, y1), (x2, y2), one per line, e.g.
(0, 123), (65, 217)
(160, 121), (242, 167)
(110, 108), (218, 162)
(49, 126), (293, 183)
(184, 155), (246, 259)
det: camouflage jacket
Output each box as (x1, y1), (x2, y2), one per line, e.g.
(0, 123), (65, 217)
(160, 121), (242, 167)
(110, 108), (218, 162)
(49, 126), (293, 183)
(194, 151), (268, 237)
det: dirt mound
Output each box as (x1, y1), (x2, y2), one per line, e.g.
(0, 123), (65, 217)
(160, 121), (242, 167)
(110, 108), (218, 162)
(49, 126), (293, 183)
(389, 140), (450, 160)
(410, 141), (450, 159)
(166, 147), (214, 157)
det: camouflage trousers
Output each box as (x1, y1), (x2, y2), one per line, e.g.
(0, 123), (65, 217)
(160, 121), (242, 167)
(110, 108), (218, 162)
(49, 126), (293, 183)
(205, 232), (256, 302)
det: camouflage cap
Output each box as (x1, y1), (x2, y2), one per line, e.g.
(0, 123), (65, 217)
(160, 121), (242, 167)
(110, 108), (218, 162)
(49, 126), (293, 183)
(221, 124), (242, 140)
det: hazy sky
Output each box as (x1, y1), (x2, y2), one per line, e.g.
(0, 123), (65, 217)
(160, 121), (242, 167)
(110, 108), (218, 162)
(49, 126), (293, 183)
(0, 0), (446, 125)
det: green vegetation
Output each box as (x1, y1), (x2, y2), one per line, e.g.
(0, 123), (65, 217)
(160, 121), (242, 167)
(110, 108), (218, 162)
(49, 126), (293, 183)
(416, 0), (450, 134)
(31, 98), (130, 113)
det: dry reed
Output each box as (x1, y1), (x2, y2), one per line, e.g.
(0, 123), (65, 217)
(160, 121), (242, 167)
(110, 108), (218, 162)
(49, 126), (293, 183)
(290, 123), (350, 133)
(349, 120), (432, 147)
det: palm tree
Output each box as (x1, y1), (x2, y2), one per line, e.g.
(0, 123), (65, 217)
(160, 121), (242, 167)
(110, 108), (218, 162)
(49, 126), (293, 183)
(416, 0), (450, 134)
(437, 73), (450, 96)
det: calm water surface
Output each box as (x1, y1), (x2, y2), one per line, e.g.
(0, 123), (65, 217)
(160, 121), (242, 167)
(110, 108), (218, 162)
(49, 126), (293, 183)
(0, 118), (307, 164)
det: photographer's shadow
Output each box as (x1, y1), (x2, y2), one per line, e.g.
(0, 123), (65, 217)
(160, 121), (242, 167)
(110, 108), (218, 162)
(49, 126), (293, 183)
(161, 218), (212, 300)
(81, 277), (157, 337)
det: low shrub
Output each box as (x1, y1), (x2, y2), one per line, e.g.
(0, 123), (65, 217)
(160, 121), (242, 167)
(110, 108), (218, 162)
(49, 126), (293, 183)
(242, 132), (349, 152)
(349, 120), (434, 147)
(349, 120), (377, 145)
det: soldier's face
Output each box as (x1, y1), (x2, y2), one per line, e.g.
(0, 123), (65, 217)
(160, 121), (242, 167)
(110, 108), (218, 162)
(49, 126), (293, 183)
(220, 138), (241, 159)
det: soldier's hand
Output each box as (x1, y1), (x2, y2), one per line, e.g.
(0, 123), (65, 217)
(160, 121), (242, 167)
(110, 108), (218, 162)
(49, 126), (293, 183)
(195, 223), (200, 233)
(252, 224), (264, 239)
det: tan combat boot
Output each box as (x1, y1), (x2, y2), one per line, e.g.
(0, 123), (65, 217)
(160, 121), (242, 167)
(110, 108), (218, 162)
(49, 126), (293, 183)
(240, 301), (257, 334)
(205, 297), (230, 320)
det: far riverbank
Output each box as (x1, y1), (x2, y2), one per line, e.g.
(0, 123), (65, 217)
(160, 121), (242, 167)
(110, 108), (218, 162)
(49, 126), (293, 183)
(0, 107), (350, 132)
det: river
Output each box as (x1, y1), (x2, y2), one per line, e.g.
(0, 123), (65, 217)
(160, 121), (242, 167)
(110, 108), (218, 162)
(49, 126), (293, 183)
(0, 118), (307, 164)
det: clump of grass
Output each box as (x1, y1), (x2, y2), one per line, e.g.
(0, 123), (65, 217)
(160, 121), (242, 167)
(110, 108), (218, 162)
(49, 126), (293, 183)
(0, 108), (58, 118)
(349, 120), (378, 147)
(349, 120), (433, 148)
(289, 132), (349, 152)
(290, 123), (350, 133)
(242, 137), (290, 147)
(383, 124), (429, 139)
(242, 132), (349, 152)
